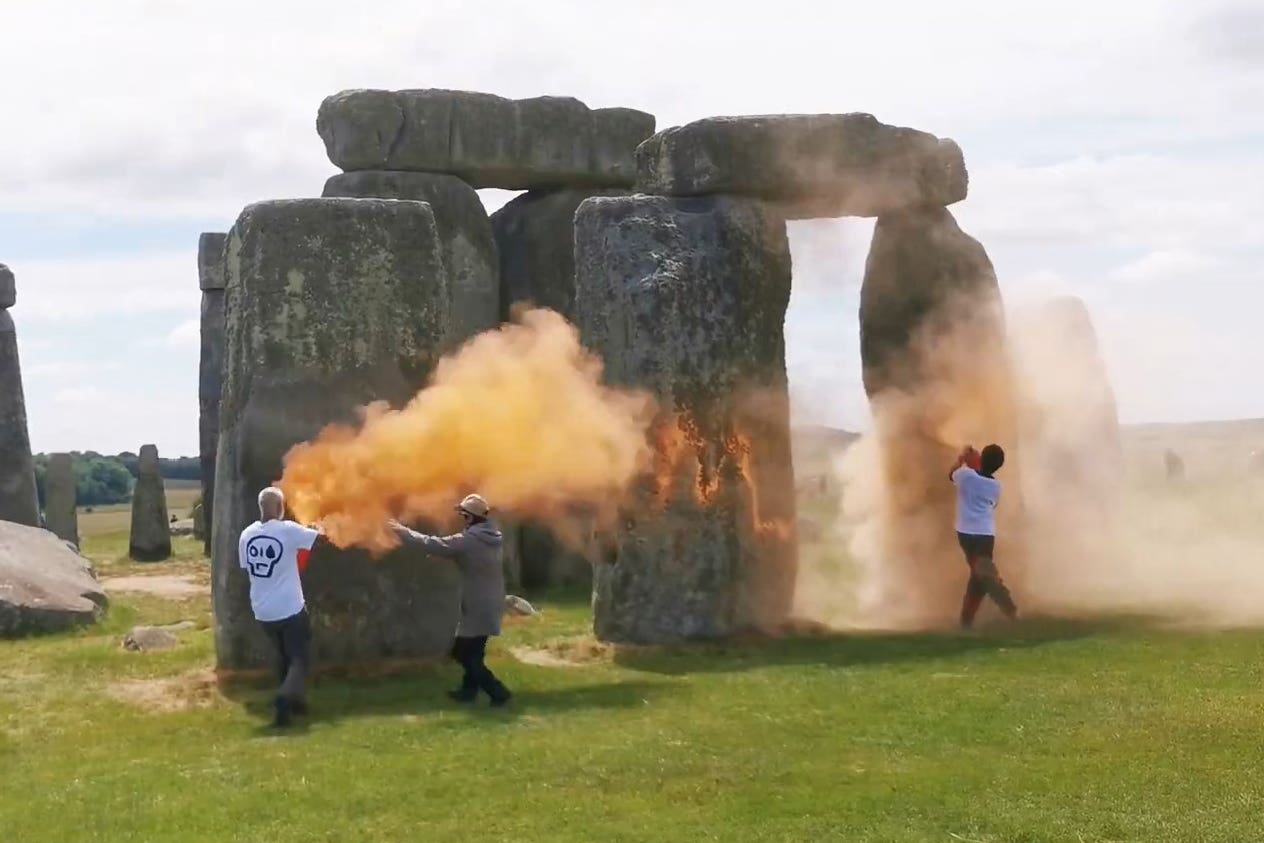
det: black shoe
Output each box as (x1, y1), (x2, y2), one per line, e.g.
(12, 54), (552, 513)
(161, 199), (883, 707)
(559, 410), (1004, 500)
(489, 691), (513, 709)
(271, 696), (293, 728)
(447, 689), (477, 704)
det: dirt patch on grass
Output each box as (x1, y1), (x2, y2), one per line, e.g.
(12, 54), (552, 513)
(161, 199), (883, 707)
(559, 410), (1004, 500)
(106, 669), (221, 713)
(511, 636), (613, 667)
(100, 575), (208, 599)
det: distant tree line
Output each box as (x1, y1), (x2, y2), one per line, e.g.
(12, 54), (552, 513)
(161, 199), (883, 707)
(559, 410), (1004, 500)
(32, 452), (200, 507)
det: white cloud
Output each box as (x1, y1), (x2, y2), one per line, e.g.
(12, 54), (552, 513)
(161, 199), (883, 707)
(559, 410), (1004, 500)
(1108, 250), (1223, 286)
(11, 252), (197, 322)
(2, 0), (1263, 452)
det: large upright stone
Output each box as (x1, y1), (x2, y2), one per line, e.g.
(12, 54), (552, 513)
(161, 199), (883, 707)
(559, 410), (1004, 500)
(198, 232), (227, 555)
(636, 114), (966, 218)
(0, 267), (38, 528)
(575, 195), (797, 644)
(490, 189), (627, 321)
(317, 89), (655, 190)
(322, 171), (498, 343)
(856, 206), (1021, 626)
(213, 197), (460, 670)
(0, 264), (14, 309)
(44, 453), (79, 547)
(129, 444), (171, 562)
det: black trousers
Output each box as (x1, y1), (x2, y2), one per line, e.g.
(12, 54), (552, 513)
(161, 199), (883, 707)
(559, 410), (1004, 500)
(957, 533), (1017, 623)
(260, 608), (311, 703)
(450, 635), (510, 700)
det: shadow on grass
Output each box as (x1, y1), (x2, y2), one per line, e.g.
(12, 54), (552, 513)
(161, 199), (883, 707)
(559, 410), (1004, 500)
(220, 662), (668, 733)
(611, 612), (1169, 677)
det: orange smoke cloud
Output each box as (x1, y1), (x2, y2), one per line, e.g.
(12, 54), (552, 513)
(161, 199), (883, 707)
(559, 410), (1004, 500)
(278, 307), (657, 552)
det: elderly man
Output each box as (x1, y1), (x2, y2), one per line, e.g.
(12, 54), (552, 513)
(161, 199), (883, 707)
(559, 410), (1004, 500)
(238, 486), (324, 727)
(389, 493), (511, 707)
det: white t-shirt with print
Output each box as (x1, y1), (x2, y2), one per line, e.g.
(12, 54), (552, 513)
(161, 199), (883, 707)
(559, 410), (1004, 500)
(952, 466), (1001, 536)
(237, 519), (320, 622)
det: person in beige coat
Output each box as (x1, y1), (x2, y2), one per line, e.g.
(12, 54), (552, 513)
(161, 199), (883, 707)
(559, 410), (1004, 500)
(389, 493), (511, 707)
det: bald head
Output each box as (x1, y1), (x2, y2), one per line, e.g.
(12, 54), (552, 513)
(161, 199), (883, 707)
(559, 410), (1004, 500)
(258, 487), (285, 521)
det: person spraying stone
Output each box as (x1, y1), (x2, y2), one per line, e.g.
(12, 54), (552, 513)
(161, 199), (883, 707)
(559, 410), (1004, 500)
(950, 444), (1018, 628)
(389, 493), (512, 707)
(238, 486), (326, 728)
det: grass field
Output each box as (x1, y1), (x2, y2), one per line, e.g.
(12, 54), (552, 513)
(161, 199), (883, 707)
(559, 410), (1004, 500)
(77, 479), (201, 539)
(3, 433), (1264, 841)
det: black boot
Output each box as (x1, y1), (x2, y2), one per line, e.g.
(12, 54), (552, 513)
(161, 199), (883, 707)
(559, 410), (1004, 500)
(271, 695), (293, 728)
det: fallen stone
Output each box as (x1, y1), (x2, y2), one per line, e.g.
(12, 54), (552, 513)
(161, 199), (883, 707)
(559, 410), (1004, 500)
(213, 197), (459, 670)
(635, 114), (967, 217)
(317, 89), (655, 189)
(44, 452), (79, 547)
(575, 194), (798, 644)
(322, 171), (498, 344)
(0, 263), (13, 309)
(0, 308), (39, 527)
(490, 189), (628, 321)
(129, 444), (171, 562)
(198, 232), (227, 555)
(170, 519), (196, 537)
(123, 625), (180, 652)
(0, 519), (107, 637)
(100, 575), (207, 599)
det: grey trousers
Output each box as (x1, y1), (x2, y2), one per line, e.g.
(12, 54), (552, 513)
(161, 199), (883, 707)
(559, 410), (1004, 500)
(260, 608), (311, 702)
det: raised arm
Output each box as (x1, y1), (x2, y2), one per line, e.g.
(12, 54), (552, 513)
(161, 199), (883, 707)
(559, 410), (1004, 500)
(388, 521), (467, 559)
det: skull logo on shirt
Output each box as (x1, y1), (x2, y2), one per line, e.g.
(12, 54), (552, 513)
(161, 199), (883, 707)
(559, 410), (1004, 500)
(245, 536), (285, 578)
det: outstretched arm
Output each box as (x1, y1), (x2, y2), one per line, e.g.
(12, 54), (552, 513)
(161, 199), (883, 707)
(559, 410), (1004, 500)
(950, 446), (978, 483)
(388, 521), (467, 558)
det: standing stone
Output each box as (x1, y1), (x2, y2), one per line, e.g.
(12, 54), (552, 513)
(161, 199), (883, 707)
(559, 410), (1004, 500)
(0, 264), (39, 528)
(1010, 296), (1123, 499)
(575, 195), (797, 644)
(490, 189), (627, 321)
(198, 232), (227, 555)
(213, 197), (459, 670)
(636, 114), (967, 217)
(856, 206), (1021, 626)
(322, 171), (498, 344)
(44, 453), (79, 547)
(129, 444), (171, 562)
(317, 89), (655, 190)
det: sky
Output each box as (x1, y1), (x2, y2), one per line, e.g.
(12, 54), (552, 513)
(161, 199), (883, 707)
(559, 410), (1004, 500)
(1, 0), (1261, 457)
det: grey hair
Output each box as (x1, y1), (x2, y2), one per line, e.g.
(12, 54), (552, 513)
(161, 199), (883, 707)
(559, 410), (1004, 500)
(258, 486), (285, 515)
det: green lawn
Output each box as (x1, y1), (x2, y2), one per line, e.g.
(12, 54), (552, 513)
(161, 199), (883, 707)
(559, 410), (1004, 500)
(3, 561), (1264, 840)
(4, 444), (1264, 841)
(78, 481), (201, 539)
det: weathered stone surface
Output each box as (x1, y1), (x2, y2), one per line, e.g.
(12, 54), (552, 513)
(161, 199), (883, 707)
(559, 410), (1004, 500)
(198, 232), (227, 555)
(575, 195), (798, 644)
(0, 264), (14, 309)
(636, 114), (966, 217)
(44, 453), (79, 547)
(856, 206), (1021, 626)
(129, 445), (171, 562)
(0, 310), (39, 528)
(322, 172), (498, 343)
(317, 89), (655, 189)
(518, 524), (591, 591)
(0, 520), (107, 637)
(198, 232), (227, 291)
(213, 197), (460, 670)
(490, 189), (628, 321)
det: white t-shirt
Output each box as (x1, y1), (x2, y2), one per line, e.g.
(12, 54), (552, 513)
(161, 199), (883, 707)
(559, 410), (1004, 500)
(952, 466), (1001, 536)
(237, 519), (320, 622)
